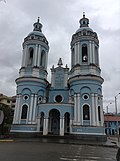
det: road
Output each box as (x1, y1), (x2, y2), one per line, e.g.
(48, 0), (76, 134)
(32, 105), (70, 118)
(0, 141), (118, 161)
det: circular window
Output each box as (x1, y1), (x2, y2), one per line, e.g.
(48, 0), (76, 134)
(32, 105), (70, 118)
(55, 95), (63, 103)
(83, 94), (89, 100)
(23, 95), (29, 100)
(38, 96), (42, 103)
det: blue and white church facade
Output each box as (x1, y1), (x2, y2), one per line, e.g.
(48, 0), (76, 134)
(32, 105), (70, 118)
(11, 14), (105, 138)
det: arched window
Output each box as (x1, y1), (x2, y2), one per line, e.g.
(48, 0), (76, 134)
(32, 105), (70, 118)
(21, 104), (28, 119)
(83, 104), (90, 120)
(82, 44), (88, 62)
(72, 48), (75, 67)
(40, 50), (46, 67)
(28, 47), (34, 66)
(98, 106), (101, 121)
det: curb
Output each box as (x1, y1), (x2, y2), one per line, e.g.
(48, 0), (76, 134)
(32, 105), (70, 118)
(0, 138), (118, 148)
(0, 139), (14, 142)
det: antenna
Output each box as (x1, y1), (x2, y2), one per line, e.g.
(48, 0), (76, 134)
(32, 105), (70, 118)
(0, 110), (4, 125)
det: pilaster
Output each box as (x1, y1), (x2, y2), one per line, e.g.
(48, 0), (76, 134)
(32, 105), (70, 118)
(37, 45), (41, 67)
(28, 94), (34, 124)
(32, 94), (37, 123)
(91, 93), (96, 126)
(43, 118), (48, 135)
(60, 117), (64, 136)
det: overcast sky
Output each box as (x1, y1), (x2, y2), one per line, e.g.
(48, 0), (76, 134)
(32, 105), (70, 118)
(0, 0), (120, 113)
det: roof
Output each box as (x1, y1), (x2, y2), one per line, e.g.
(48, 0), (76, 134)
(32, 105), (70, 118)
(104, 115), (120, 121)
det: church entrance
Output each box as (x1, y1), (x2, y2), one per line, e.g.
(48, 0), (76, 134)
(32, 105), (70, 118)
(49, 109), (60, 135)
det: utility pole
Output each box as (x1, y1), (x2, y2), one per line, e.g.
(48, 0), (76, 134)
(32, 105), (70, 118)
(115, 93), (120, 142)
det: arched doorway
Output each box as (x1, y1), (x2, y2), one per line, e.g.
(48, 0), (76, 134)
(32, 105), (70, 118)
(49, 109), (60, 135)
(64, 112), (70, 134)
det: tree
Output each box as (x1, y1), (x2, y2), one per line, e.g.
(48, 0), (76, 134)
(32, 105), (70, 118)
(0, 104), (14, 135)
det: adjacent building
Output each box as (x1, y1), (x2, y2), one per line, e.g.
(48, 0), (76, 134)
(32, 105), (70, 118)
(104, 113), (120, 135)
(0, 93), (16, 110)
(11, 14), (105, 140)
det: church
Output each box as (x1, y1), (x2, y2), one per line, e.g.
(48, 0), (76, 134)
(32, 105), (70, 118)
(11, 13), (106, 140)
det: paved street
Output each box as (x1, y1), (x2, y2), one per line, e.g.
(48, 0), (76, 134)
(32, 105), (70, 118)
(0, 141), (118, 161)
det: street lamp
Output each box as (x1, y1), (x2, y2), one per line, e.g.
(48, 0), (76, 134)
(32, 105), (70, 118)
(115, 93), (120, 114)
(115, 93), (120, 142)
(106, 102), (112, 113)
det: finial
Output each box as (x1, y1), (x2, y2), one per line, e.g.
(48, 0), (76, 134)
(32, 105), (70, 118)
(83, 12), (85, 18)
(37, 17), (40, 23)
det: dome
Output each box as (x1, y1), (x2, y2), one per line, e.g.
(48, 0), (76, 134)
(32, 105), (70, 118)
(28, 17), (45, 38)
(28, 30), (45, 37)
(75, 27), (93, 33)
(75, 13), (93, 33)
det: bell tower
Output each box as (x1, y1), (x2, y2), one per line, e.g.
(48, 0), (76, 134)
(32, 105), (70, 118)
(20, 17), (49, 79)
(11, 18), (49, 131)
(70, 12), (100, 77)
(69, 13), (105, 137)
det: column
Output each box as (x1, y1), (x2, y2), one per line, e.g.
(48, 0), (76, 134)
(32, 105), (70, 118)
(76, 42), (78, 64)
(37, 115), (41, 132)
(34, 45), (38, 66)
(43, 96), (46, 103)
(89, 41), (92, 64)
(51, 70), (55, 87)
(28, 94), (34, 124)
(92, 42), (95, 64)
(43, 118), (49, 135)
(45, 51), (48, 71)
(95, 94), (99, 126)
(91, 93), (96, 126)
(77, 93), (80, 124)
(22, 46), (27, 67)
(100, 96), (104, 126)
(17, 95), (22, 124)
(77, 42), (80, 64)
(70, 119), (73, 133)
(21, 49), (25, 67)
(73, 94), (77, 124)
(37, 45), (41, 67)
(64, 69), (68, 87)
(74, 43), (77, 65)
(13, 95), (19, 124)
(60, 117), (64, 136)
(32, 94), (37, 123)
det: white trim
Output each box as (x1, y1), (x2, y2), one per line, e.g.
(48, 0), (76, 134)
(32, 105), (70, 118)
(77, 93), (80, 124)
(73, 94), (77, 124)
(37, 45), (41, 67)
(32, 94), (37, 122)
(28, 94), (34, 123)
(81, 103), (91, 125)
(91, 93), (96, 126)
